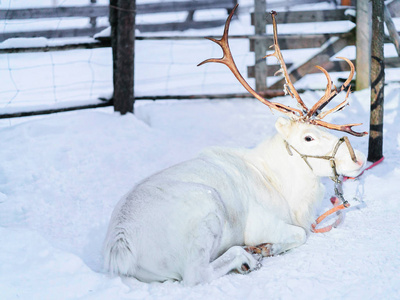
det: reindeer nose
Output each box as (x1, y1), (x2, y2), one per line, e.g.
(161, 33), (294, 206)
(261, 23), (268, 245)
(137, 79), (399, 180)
(356, 159), (364, 167)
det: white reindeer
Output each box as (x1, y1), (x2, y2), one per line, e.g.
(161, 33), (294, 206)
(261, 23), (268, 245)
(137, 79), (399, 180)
(103, 6), (367, 285)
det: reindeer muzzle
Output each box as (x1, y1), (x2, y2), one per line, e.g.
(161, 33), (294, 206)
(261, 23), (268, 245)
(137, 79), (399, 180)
(285, 136), (358, 182)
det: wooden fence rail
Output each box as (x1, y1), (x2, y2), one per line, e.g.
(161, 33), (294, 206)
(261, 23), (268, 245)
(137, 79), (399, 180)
(250, 8), (352, 24)
(0, 0), (237, 42)
(0, 1), (236, 20)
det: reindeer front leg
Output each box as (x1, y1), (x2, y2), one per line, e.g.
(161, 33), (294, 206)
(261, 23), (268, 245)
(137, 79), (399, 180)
(244, 222), (307, 257)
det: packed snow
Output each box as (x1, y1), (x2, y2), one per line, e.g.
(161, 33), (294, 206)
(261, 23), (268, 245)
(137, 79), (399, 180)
(1, 0), (400, 299)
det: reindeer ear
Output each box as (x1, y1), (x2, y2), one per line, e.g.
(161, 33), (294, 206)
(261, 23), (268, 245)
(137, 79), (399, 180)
(275, 117), (292, 139)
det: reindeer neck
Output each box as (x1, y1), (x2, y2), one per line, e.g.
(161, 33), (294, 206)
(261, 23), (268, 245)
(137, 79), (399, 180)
(250, 134), (323, 228)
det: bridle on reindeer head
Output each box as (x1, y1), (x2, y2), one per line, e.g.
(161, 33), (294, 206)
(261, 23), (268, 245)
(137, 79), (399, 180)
(198, 4), (367, 184)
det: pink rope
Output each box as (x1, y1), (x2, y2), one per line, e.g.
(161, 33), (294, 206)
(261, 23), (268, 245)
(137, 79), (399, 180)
(343, 156), (385, 181)
(312, 156), (384, 233)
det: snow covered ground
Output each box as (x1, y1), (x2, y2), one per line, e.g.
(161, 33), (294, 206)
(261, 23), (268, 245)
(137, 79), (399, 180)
(1, 0), (400, 299)
(1, 85), (400, 299)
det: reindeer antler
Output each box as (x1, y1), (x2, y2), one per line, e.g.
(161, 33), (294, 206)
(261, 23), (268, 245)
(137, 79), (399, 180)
(198, 4), (367, 137)
(265, 12), (366, 136)
(306, 57), (355, 118)
(304, 57), (366, 136)
(198, 4), (303, 117)
(265, 11), (308, 113)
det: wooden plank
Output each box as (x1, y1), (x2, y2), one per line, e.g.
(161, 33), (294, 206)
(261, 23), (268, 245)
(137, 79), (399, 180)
(0, 6), (109, 20)
(253, 0), (268, 92)
(265, 0), (331, 9)
(0, 26), (107, 42)
(248, 59), (354, 78)
(316, 57), (400, 71)
(3, 29), (398, 54)
(385, 56), (400, 68)
(384, 3), (400, 56)
(0, 40), (110, 53)
(249, 33), (345, 51)
(136, 20), (226, 32)
(388, 0), (400, 18)
(0, 0), (236, 20)
(135, 90), (285, 101)
(134, 34), (252, 40)
(248, 64), (292, 77)
(269, 33), (353, 90)
(136, 0), (236, 14)
(251, 8), (351, 25)
(0, 101), (112, 119)
(248, 57), (400, 78)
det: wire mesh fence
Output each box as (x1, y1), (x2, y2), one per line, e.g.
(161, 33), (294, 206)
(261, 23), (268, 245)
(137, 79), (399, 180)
(1, 0), (399, 119)
(0, 0), (246, 118)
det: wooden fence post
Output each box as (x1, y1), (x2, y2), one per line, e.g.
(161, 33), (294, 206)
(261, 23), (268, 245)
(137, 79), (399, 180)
(110, 0), (118, 102)
(253, 0), (268, 92)
(111, 0), (136, 114)
(355, 0), (371, 91)
(90, 0), (97, 28)
(368, 0), (385, 162)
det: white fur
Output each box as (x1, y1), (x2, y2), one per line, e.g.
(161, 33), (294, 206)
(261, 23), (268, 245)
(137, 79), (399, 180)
(103, 117), (365, 285)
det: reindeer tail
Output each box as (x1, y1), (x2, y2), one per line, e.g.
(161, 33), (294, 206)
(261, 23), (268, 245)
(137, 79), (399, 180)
(103, 228), (137, 276)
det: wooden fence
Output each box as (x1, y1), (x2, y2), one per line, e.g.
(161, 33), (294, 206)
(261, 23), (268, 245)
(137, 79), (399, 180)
(1, 0), (400, 118)
(0, 0), (239, 118)
(248, 0), (400, 91)
(0, 0), (237, 42)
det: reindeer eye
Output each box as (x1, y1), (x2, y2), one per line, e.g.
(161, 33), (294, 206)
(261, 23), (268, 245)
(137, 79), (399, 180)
(304, 136), (314, 142)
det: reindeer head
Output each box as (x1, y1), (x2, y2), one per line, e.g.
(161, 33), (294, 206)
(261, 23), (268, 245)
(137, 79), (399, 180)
(275, 117), (365, 178)
(198, 4), (367, 179)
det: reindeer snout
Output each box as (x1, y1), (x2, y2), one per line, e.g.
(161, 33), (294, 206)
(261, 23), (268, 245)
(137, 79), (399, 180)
(354, 150), (366, 168)
(347, 150), (366, 177)
(335, 147), (366, 177)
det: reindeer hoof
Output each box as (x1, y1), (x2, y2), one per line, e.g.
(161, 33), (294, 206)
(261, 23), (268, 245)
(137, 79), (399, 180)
(241, 263), (250, 273)
(258, 243), (273, 257)
(244, 243), (274, 257)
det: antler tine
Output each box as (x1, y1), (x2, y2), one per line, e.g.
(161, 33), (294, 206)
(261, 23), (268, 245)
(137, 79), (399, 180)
(309, 57), (355, 117)
(265, 11), (308, 114)
(197, 3), (235, 68)
(305, 65), (333, 118)
(307, 58), (366, 137)
(310, 119), (368, 137)
(317, 86), (351, 119)
(198, 4), (303, 117)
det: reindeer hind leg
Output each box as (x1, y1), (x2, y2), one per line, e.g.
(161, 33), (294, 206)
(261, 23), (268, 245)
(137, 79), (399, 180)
(181, 213), (259, 285)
